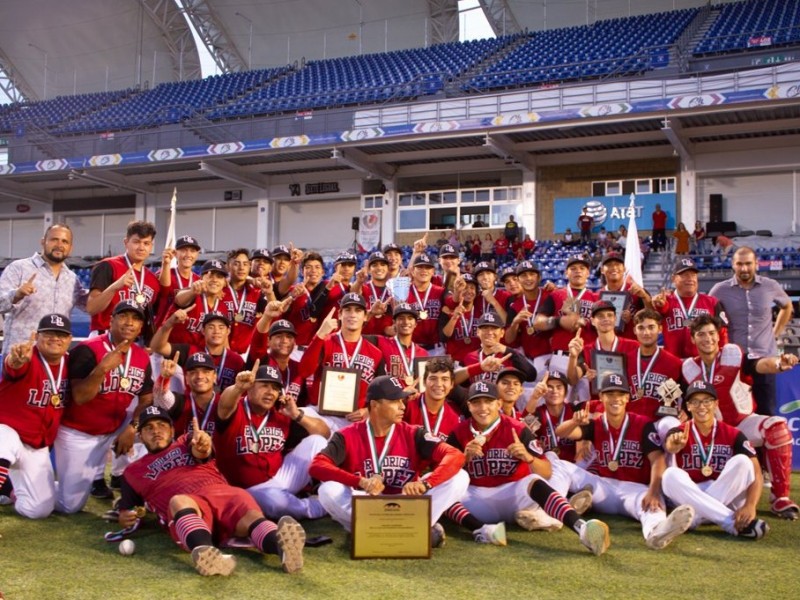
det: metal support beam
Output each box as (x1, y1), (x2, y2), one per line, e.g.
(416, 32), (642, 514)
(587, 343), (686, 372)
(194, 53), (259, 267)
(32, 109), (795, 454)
(140, 0), (203, 81)
(427, 0), (460, 45)
(484, 134), (536, 172)
(476, 0), (522, 37)
(199, 160), (267, 189)
(331, 148), (395, 181)
(0, 182), (52, 206)
(662, 117), (693, 162)
(176, 0), (247, 74)
(0, 47), (37, 102)
(68, 170), (151, 195)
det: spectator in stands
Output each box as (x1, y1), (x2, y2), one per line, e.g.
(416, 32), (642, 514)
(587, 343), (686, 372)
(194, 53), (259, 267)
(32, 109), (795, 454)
(673, 222), (691, 255)
(615, 225), (628, 251)
(713, 234), (735, 256)
(448, 228), (460, 251)
(563, 228), (575, 246)
(597, 227), (611, 250)
(522, 234), (535, 258)
(709, 246), (793, 416)
(471, 237), (482, 263)
(493, 235), (510, 262)
(504, 215), (519, 244)
(692, 221), (707, 254)
(481, 234), (494, 262)
(0, 224), (88, 355)
(472, 217), (487, 228)
(435, 231), (449, 249)
(652, 204), (668, 251)
(578, 207), (593, 244)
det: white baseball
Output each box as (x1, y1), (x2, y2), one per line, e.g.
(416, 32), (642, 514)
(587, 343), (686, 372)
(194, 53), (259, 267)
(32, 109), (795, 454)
(118, 539), (136, 556)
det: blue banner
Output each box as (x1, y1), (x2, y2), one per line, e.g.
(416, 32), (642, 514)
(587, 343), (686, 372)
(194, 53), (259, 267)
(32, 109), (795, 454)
(553, 193), (677, 235)
(776, 369), (800, 469)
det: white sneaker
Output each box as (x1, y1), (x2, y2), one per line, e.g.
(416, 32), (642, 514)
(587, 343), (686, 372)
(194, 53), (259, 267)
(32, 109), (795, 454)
(276, 516), (306, 573)
(191, 545), (236, 576)
(645, 505), (694, 550)
(569, 489), (593, 516)
(579, 519), (610, 556)
(473, 522), (507, 546)
(514, 505), (563, 532)
(431, 523), (446, 548)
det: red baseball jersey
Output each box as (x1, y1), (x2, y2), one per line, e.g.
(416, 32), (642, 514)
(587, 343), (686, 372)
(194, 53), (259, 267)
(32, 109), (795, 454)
(461, 348), (536, 384)
(580, 336), (640, 400)
(405, 283), (446, 346)
(625, 347), (683, 421)
(448, 415), (546, 487)
(0, 348), (68, 448)
(154, 267), (200, 328)
(282, 283), (324, 346)
(506, 291), (553, 359)
(659, 292), (727, 358)
(172, 343), (245, 392)
(214, 397), (293, 488)
(64, 335), (153, 435)
(222, 283), (265, 354)
(681, 344), (755, 426)
(579, 413), (659, 484)
(598, 282), (644, 340)
(670, 420), (756, 483)
(167, 294), (233, 347)
(375, 336), (428, 383)
(403, 395), (462, 441)
(532, 404), (578, 462)
(362, 282), (394, 336)
(90, 255), (160, 332)
(538, 287), (599, 351)
(440, 296), (481, 364)
(170, 391), (220, 438)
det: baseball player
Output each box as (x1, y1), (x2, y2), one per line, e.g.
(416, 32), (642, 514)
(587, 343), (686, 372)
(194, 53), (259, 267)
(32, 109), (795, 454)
(224, 248), (269, 355)
(495, 367), (528, 419)
(498, 266), (522, 300)
(308, 375), (469, 546)
(682, 314), (799, 520)
(504, 261), (553, 381)
(405, 254), (447, 352)
(119, 406), (306, 575)
(170, 260), (233, 347)
(652, 257), (728, 358)
(154, 235), (201, 329)
(351, 251), (393, 337)
(473, 261), (510, 325)
(661, 381), (769, 539)
(250, 248), (274, 279)
(274, 252), (327, 348)
(554, 373), (695, 550)
(524, 371), (579, 462)
(460, 311), (537, 385)
(432, 243), (461, 293)
(313, 252), (357, 319)
(156, 351), (220, 437)
(0, 314), (71, 518)
(55, 300), (154, 513)
(215, 363), (328, 520)
(440, 273), (481, 364)
(597, 252), (651, 339)
(247, 318), (305, 402)
(368, 303), (428, 384)
(269, 244), (304, 300)
(382, 243), (405, 280)
(444, 381), (611, 554)
(403, 357), (464, 441)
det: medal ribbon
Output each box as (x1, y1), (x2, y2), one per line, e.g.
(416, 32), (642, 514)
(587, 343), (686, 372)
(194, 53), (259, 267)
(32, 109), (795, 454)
(469, 415), (502, 439)
(172, 267), (190, 290)
(206, 346), (228, 383)
(543, 407), (564, 450)
(522, 291), (542, 330)
(37, 350), (64, 400)
(227, 284), (247, 320)
(190, 393), (215, 433)
(420, 394), (445, 437)
(394, 336), (415, 380)
(636, 347), (661, 396)
(411, 284), (432, 313)
(595, 336), (619, 352)
(602, 413), (630, 466)
(202, 294), (219, 316)
(370, 283), (389, 304)
(124, 255), (146, 298)
(691, 420), (717, 470)
(366, 422), (396, 475)
(459, 305), (475, 341)
(337, 333), (364, 369)
(701, 356), (718, 384)
(103, 336), (132, 387)
(243, 399), (271, 449)
(674, 293), (699, 321)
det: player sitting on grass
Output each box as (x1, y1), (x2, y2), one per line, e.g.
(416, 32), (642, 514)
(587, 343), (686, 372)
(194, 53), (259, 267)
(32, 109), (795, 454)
(118, 406), (306, 576)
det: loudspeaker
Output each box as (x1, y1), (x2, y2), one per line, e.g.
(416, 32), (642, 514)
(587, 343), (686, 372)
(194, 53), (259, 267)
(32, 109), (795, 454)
(351, 217), (360, 231)
(709, 194), (723, 222)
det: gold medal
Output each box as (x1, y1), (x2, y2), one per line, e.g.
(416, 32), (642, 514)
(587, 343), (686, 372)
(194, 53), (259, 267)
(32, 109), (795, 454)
(701, 465), (713, 477)
(526, 326), (535, 335)
(474, 434), (486, 446)
(309, 317), (317, 322)
(636, 388), (644, 399)
(134, 293), (146, 305)
(134, 506), (147, 519)
(419, 310), (429, 320)
(234, 313), (244, 323)
(404, 375), (414, 386)
(50, 394), (61, 407)
(607, 460), (619, 472)
(464, 337), (472, 344)
(119, 377), (132, 391)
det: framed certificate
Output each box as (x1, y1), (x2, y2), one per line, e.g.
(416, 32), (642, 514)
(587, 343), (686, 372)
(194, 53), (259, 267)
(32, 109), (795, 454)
(351, 495), (432, 559)
(592, 351), (628, 395)
(318, 367), (360, 416)
(414, 355), (450, 394)
(599, 291), (629, 333)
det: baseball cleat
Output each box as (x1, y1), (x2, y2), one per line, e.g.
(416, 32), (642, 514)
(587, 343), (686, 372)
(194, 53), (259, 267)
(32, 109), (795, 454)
(430, 523), (446, 548)
(738, 519), (770, 540)
(276, 516), (306, 573)
(90, 478), (114, 500)
(0, 492), (15, 506)
(770, 497), (799, 520)
(568, 489), (594, 516)
(109, 475), (123, 490)
(473, 522), (507, 546)
(645, 505), (694, 550)
(514, 505), (563, 532)
(579, 519), (610, 556)
(191, 545), (236, 576)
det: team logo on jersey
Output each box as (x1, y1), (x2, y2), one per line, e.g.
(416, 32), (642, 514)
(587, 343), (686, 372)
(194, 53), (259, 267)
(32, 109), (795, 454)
(743, 440), (755, 454)
(424, 432), (440, 444)
(527, 439), (543, 454)
(648, 431), (662, 447)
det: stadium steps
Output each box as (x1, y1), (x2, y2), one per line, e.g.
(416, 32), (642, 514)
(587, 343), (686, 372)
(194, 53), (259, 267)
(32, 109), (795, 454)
(688, 7), (722, 54)
(182, 112), (237, 144)
(642, 248), (672, 292)
(454, 33), (530, 94)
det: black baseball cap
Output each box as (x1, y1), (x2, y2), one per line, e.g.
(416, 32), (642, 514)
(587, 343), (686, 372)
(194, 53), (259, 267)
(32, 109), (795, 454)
(112, 299), (145, 319)
(368, 251), (388, 266)
(598, 372), (630, 394)
(200, 260), (227, 276)
(367, 375), (413, 402)
(499, 266), (517, 282)
(271, 245), (291, 258)
(467, 380), (499, 402)
(383, 243), (402, 255)
(566, 255), (591, 269)
(254, 365), (283, 386)
(673, 257), (698, 275)
(335, 252), (357, 266)
(138, 405), (173, 431)
(392, 303), (419, 320)
(340, 292), (367, 310)
(477, 311), (504, 328)
(601, 252), (624, 266)
(684, 380), (718, 402)
(251, 248), (273, 262)
(515, 261), (540, 276)
(184, 352), (215, 371)
(175, 235), (201, 250)
(439, 244), (458, 258)
(473, 261), (495, 276)
(496, 367), (527, 384)
(544, 370), (569, 388)
(411, 254), (434, 268)
(268, 319), (296, 337)
(201, 311), (231, 327)
(461, 273), (477, 286)
(37, 313), (72, 335)
(591, 300), (617, 316)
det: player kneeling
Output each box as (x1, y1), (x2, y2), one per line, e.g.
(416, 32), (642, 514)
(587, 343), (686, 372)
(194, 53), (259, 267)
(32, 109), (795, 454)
(443, 381), (610, 555)
(118, 406), (306, 576)
(661, 382), (769, 540)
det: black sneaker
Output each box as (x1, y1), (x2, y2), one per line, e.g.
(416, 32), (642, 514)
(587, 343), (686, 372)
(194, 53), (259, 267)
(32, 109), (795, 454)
(90, 478), (114, 499)
(109, 475), (123, 490)
(739, 518), (770, 540)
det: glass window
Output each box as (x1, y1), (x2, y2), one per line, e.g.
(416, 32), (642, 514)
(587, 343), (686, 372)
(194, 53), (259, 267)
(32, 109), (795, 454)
(622, 180), (635, 195)
(442, 191), (457, 204)
(398, 194), (414, 207)
(398, 209), (427, 230)
(491, 204), (517, 226)
(606, 181), (622, 196)
(635, 180), (651, 194)
(660, 178), (676, 192)
(461, 190), (475, 203)
(476, 189), (490, 202)
(592, 182), (605, 196)
(429, 193), (442, 205)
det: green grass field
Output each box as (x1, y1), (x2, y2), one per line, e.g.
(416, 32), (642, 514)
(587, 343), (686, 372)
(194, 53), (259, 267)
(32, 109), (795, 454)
(2, 476), (799, 600)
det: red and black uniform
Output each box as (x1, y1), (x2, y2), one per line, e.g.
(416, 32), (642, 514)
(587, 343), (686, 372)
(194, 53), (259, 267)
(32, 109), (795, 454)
(625, 347), (683, 421)
(578, 336), (640, 404)
(405, 283), (446, 348)
(579, 413), (658, 484)
(0, 348), (68, 448)
(120, 435), (259, 546)
(538, 287), (599, 352)
(506, 291), (553, 359)
(531, 404), (578, 463)
(371, 335), (428, 383)
(244, 353), (305, 403)
(461, 348), (537, 385)
(171, 343), (245, 392)
(168, 294), (233, 347)
(90, 256), (160, 332)
(598, 282), (644, 340)
(439, 297), (480, 364)
(223, 283), (267, 355)
(169, 391), (221, 438)
(281, 282), (325, 347)
(64, 335), (153, 435)
(361, 282), (393, 336)
(403, 395), (462, 442)
(309, 420), (462, 493)
(154, 268), (199, 329)
(671, 420), (756, 484)
(297, 334), (385, 409)
(214, 398), (295, 488)
(448, 415), (546, 487)
(657, 292), (727, 358)
(476, 289), (512, 321)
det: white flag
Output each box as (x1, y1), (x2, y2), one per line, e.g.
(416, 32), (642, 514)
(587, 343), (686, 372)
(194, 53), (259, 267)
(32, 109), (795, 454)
(624, 193), (643, 287)
(165, 187), (178, 268)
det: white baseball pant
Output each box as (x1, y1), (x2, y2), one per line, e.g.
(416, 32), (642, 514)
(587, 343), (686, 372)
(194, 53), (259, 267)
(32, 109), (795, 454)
(0, 424), (56, 519)
(460, 474), (542, 523)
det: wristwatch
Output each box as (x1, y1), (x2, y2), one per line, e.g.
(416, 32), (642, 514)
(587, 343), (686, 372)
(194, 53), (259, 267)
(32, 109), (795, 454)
(293, 409), (305, 423)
